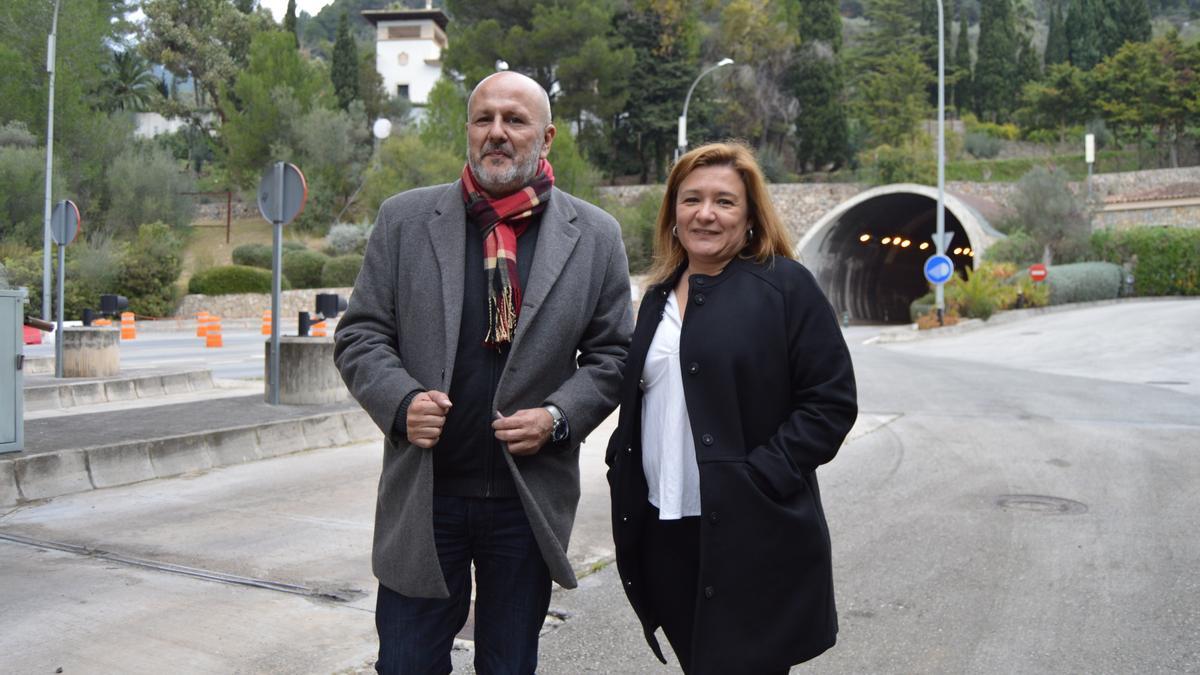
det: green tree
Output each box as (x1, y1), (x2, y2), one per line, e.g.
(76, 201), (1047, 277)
(1007, 165), (1091, 265)
(359, 133), (462, 216)
(1112, 0), (1152, 46)
(332, 13), (360, 110)
(284, 0), (299, 45)
(719, 0), (799, 149)
(791, 0), (849, 171)
(1045, 1), (1069, 66)
(419, 78), (469, 154)
(105, 49), (161, 112)
(220, 30), (332, 185)
(1015, 62), (1093, 139)
(849, 0), (932, 147)
(1065, 0), (1104, 69)
(973, 0), (1019, 120)
(953, 7), (974, 112)
(1016, 36), (1042, 87)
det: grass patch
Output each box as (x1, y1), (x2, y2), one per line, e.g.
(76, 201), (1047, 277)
(181, 217), (318, 288)
(946, 149), (1140, 182)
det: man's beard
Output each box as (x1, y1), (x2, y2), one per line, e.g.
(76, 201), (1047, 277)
(468, 138), (544, 196)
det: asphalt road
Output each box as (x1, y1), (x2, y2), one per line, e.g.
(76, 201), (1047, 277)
(3, 299), (1198, 673)
(26, 328), (273, 380)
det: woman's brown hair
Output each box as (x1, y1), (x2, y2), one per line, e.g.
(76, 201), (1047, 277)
(644, 141), (795, 286)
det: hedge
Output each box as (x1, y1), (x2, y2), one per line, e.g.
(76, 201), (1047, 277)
(321, 254), (363, 288)
(1091, 227), (1200, 296)
(231, 243), (273, 269)
(282, 249), (329, 289)
(188, 265), (291, 295)
(1040, 261), (1123, 305)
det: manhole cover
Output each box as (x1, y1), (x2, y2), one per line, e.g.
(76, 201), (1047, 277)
(995, 494), (1088, 515)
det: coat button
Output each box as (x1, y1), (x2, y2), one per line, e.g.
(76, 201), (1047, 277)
(695, 277), (706, 286)
(626, 446), (632, 454)
(709, 511), (718, 523)
(687, 362), (699, 375)
(626, 579), (634, 587)
(704, 586), (715, 599)
(701, 434), (714, 446)
(622, 515), (629, 522)
(694, 293), (706, 305)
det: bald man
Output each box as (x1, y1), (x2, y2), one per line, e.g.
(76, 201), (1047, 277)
(336, 71), (633, 673)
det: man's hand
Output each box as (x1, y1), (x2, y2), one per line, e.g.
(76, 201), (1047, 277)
(407, 391), (452, 448)
(492, 408), (554, 456)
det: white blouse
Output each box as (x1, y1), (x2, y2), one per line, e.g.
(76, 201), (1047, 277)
(640, 291), (701, 520)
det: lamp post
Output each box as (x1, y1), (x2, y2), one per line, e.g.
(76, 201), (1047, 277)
(676, 58), (734, 163)
(934, 0), (947, 326)
(41, 0), (62, 321)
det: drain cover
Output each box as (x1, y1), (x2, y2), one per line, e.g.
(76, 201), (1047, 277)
(995, 494), (1088, 515)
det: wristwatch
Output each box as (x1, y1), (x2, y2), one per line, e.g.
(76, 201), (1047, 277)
(543, 404), (569, 443)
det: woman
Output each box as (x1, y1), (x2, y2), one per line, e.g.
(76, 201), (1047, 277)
(606, 142), (858, 674)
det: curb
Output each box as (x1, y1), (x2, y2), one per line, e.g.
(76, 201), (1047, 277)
(1, 408), (381, 507)
(23, 370), (215, 412)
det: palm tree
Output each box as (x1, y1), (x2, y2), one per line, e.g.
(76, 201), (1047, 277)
(106, 49), (161, 112)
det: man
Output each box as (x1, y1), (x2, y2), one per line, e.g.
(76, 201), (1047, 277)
(334, 71), (632, 674)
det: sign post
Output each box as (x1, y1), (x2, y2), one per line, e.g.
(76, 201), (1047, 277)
(1085, 133), (1096, 202)
(257, 162), (307, 405)
(1029, 263), (1048, 283)
(50, 199), (80, 378)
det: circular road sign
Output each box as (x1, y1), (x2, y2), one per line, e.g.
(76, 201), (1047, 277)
(50, 199), (81, 246)
(924, 254), (954, 285)
(1029, 263), (1048, 282)
(257, 162), (308, 225)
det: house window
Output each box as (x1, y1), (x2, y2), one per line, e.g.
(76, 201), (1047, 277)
(397, 84), (410, 100)
(387, 25), (421, 39)
(397, 52), (409, 66)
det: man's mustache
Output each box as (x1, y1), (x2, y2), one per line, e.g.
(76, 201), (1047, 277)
(481, 142), (513, 158)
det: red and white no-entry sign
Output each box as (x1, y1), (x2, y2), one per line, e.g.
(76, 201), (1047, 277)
(1029, 263), (1048, 282)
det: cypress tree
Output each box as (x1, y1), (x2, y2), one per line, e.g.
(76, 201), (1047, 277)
(1065, 0), (1103, 69)
(332, 13), (359, 111)
(1045, 1), (1068, 66)
(1115, 0), (1152, 46)
(284, 0), (298, 46)
(792, 0), (848, 171)
(974, 0), (1018, 120)
(1017, 36), (1042, 87)
(953, 5), (973, 112)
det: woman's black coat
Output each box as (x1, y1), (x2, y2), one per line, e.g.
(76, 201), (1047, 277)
(606, 256), (858, 674)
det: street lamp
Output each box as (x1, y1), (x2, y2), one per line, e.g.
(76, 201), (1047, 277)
(41, 0), (62, 321)
(676, 57), (734, 162)
(934, 0), (947, 325)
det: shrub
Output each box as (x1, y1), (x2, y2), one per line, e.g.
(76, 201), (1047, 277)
(1041, 261), (1123, 305)
(283, 240), (307, 253)
(965, 132), (1002, 159)
(598, 188), (664, 275)
(984, 229), (1043, 265)
(119, 222), (185, 317)
(321, 254), (363, 287)
(0, 143), (53, 248)
(0, 261), (8, 289)
(232, 243), (274, 269)
(909, 291), (935, 322)
(105, 143), (197, 233)
(188, 265), (290, 295)
(963, 114), (1020, 140)
(360, 132), (463, 219)
(1006, 166), (1091, 265)
(325, 222), (372, 256)
(858, 138), (935, 185)
(945, 265), (1013, 320)
(282, 249), (329, 289)
(1091, 227), (1200, 296)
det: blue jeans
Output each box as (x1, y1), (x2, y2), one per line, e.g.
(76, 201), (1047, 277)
(375, 495), (552, 675)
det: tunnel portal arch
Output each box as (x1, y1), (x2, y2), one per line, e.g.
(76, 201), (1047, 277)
(796, 184), (1002, 323)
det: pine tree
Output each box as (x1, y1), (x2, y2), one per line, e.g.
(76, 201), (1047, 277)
(332, 13), (359, 111)
(1065, 0), (1103, 69)
(953, 6), (973, 112)
(974, 0), (1019, 120)
(792, 0), (848, 171)
(1017, 36), (1042, 87)
(284, 0), (298, 46)
(1114, 0), (1153, 46)
(1045, 1), (1068, 66)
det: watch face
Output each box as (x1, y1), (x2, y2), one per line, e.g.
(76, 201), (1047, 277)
(552, 419), (568, 442)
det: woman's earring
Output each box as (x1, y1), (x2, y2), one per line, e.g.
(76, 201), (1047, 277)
(747, 228), (755, 241)
(672, 225), (678, 238)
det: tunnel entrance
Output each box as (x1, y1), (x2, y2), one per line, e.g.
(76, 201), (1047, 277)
(796, 184), (1001, 324)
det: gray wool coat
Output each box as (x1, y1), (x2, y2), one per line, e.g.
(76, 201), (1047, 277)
(334, 180), (633, 598)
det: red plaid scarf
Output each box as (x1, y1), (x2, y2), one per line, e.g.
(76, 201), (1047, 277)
(461, 158), (555, 347)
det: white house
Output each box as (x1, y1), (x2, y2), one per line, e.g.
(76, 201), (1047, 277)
(362, 7), (448, 108)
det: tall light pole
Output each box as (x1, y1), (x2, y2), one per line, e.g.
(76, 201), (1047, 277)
(41, 0), (62, 321)
(934, 0), (947, 325)
(676, 58), (734, 162)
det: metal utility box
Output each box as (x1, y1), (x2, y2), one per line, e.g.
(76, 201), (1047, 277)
(1, 289), (26, 454)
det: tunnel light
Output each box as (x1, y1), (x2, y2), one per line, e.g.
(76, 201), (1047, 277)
(919, 242), (930, 250)
(859, 233), (871, 243)
(881, 237), (891, 245)
(894, 238), (903, 245)
(953, 247), (963, 255)
(901, 240), (912, 248)
(963, 247), (972, 255)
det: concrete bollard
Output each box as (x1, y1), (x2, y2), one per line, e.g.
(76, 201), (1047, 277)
(264, 336), (349, 405)
(60, 327), (120, 377)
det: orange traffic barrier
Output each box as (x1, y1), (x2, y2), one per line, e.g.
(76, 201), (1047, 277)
(311, 319), (327, 337)
(261, 310), (273, 335)
(205, 316), (223, 348)
(94, 318), (113, 327)
(120, 312), (136, 340)
(196, 311), (210, 337)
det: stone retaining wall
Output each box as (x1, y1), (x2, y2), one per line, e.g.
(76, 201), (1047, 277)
(175, 287), (354, 319)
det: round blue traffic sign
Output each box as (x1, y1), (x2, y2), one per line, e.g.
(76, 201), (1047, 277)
(924, 254), (954, 285)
